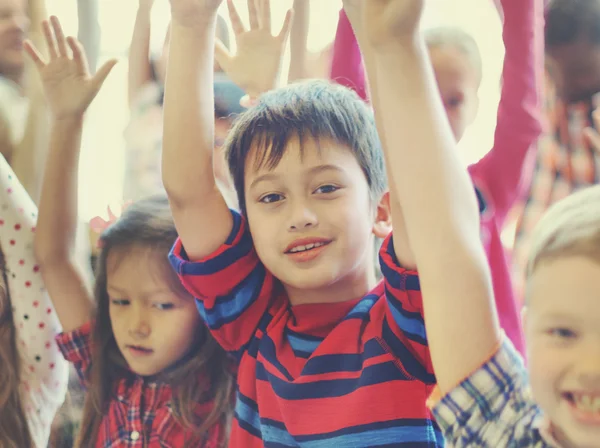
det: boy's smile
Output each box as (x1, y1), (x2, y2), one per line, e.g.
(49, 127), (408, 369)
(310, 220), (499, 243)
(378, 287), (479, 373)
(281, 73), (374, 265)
(244, 135), (391, 305)
(526, 256), (600, 447)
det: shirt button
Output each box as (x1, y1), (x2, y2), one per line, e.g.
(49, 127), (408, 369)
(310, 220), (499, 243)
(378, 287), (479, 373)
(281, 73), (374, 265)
(131, 431), (140, 441)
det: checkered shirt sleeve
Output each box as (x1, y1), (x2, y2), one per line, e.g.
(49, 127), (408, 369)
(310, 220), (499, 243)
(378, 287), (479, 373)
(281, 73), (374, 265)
(431, 339), (550, 447)
(55, 321), (93, 387)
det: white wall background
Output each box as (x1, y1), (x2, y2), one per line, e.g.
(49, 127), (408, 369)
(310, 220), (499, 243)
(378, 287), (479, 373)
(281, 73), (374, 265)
(46, 0), (504, 220)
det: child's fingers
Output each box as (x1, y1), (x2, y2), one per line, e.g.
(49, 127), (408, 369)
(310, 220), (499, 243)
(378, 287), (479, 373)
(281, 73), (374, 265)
(91, 59), (118, 92)
(23, 40), (46, 68)
(247, 0), (259, 30)
(214, 39), (231, 73)
(66, 36), (89, 75)
(260, 0), (271, 33)
(41, 20), (58, 59)
(227, 0), (245, 35)
(277, 8), (294, 43)
(50, 16), (69, 58)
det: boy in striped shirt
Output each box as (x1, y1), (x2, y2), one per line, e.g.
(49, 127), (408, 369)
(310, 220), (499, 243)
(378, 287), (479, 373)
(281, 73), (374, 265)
(163, 0), (448, 445)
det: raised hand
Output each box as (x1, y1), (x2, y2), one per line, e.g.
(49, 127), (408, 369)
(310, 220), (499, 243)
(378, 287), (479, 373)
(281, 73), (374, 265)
(24, 16), (116, 120)
(215, 0), (293, 98)
(169, 0), (224, 29)
(363, 0), (424, 47)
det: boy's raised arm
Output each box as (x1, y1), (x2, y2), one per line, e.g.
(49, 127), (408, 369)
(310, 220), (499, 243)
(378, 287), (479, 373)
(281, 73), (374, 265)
(162, 0), (233, 260)
(362, 0), (499, 394)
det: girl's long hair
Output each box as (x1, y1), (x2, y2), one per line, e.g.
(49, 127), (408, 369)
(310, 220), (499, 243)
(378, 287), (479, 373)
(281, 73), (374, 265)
(76, 195), (235, 447)
(0, 247), (33, 448)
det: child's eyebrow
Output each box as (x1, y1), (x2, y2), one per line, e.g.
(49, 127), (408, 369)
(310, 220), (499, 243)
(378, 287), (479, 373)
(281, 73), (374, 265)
(249, 164), (345, 191)
(106, 286), (175, 300)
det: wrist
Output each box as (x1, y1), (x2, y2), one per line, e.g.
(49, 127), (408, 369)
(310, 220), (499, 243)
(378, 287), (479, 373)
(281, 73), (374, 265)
(170, 11), (219, 35)
(369, 35), (424, 59)
(52, 114), (84, 129)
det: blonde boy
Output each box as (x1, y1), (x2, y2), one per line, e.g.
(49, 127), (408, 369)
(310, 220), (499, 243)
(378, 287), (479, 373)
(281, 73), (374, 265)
(429, 179), (600, 447)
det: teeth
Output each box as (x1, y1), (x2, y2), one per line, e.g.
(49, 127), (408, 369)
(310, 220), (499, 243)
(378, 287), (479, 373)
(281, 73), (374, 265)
(573, 393), (600, 413)
(289, 242), (325, 253)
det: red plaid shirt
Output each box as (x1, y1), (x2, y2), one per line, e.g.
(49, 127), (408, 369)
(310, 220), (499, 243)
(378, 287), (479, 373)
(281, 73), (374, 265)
(55, 322), (226, 447)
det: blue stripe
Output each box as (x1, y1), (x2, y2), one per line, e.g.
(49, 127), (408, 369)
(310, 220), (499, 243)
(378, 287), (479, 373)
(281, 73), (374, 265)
(385, 286), (427, 342)
(172, 211), (252, 276)
(257, 418), (442, 447)
(298, 339), (388, 376)
(235, 392), (262, 439)
(296, 425), (436, 447)
(381, 318), (435, 384)
(344, 295), (377, 320)
(258, 336), (295, 381)
(265, 360), (411, 400)
(199, 263), (266, 329)
(261, 418), (300, 447)
(287, 332), (322, 356)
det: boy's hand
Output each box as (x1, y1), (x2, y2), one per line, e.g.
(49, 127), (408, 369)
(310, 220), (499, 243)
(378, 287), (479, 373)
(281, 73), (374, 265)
(24, 16), (116, 120)
(363, 0), (424, 47)
(169, 0), (224, 29)
(216, 0), (293, 98)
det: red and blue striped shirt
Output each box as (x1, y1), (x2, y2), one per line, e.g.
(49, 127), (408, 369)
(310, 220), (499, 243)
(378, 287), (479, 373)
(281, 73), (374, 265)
(170, 210), (442, 447)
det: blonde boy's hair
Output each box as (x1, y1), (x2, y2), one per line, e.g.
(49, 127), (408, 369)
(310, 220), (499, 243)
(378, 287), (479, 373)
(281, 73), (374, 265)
(527, 185), (600, 278)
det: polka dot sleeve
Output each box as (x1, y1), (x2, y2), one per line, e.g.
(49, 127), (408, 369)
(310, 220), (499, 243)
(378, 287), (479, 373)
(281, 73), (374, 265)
(0, 155), (69, 447)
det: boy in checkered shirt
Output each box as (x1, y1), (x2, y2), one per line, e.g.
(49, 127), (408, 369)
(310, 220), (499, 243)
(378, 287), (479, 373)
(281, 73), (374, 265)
(426, 135), (600, 444)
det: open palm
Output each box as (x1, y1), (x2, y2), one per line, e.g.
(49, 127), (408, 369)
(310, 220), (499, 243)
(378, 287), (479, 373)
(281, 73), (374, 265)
(24, 16), (116, 120)
(216, 0), (293, 98)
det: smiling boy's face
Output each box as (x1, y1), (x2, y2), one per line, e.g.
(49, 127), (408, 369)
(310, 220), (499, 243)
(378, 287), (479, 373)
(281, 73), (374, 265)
(525, 256), (600, 447)
(243, 135), (391, 305)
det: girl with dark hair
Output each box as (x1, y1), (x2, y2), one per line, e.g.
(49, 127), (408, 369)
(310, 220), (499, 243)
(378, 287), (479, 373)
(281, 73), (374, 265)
(28, 16), (235, 447)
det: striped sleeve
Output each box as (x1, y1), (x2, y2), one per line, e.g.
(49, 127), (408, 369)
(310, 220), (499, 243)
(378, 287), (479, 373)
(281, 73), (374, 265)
(379, 233), (435, 384)
(169, 210), (277, 353)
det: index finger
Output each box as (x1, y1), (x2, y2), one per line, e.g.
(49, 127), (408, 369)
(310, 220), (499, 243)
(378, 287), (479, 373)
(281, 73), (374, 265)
(23, 40), (46, 68)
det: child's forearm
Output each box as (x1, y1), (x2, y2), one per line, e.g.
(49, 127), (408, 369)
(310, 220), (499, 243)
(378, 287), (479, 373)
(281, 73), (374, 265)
(162, 17), (233, 260)
(370, 41), (498, 393)
(128, 5), (154, 107)
(288, 0), (309, 83)
(34, 116), (93, 332)
(471, 0), (543, 218)
(35, 117), (84, 263)
(162, 21), (219, 202)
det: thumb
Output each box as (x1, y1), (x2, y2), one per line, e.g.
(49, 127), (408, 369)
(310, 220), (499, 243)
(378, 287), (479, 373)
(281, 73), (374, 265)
(91, 59), (118, 92)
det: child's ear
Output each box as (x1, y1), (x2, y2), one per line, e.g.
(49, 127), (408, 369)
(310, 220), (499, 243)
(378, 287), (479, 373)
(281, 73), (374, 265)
(373, 191), (392, 239)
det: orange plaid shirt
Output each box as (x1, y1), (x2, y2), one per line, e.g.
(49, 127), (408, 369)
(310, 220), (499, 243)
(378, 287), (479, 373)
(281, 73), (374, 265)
(513, 81), (599, 296)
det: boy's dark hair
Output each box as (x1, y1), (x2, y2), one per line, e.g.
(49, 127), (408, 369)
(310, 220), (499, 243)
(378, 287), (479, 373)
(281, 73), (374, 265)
(546, 0), (600, 48)
(224, 79), (387, 215)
